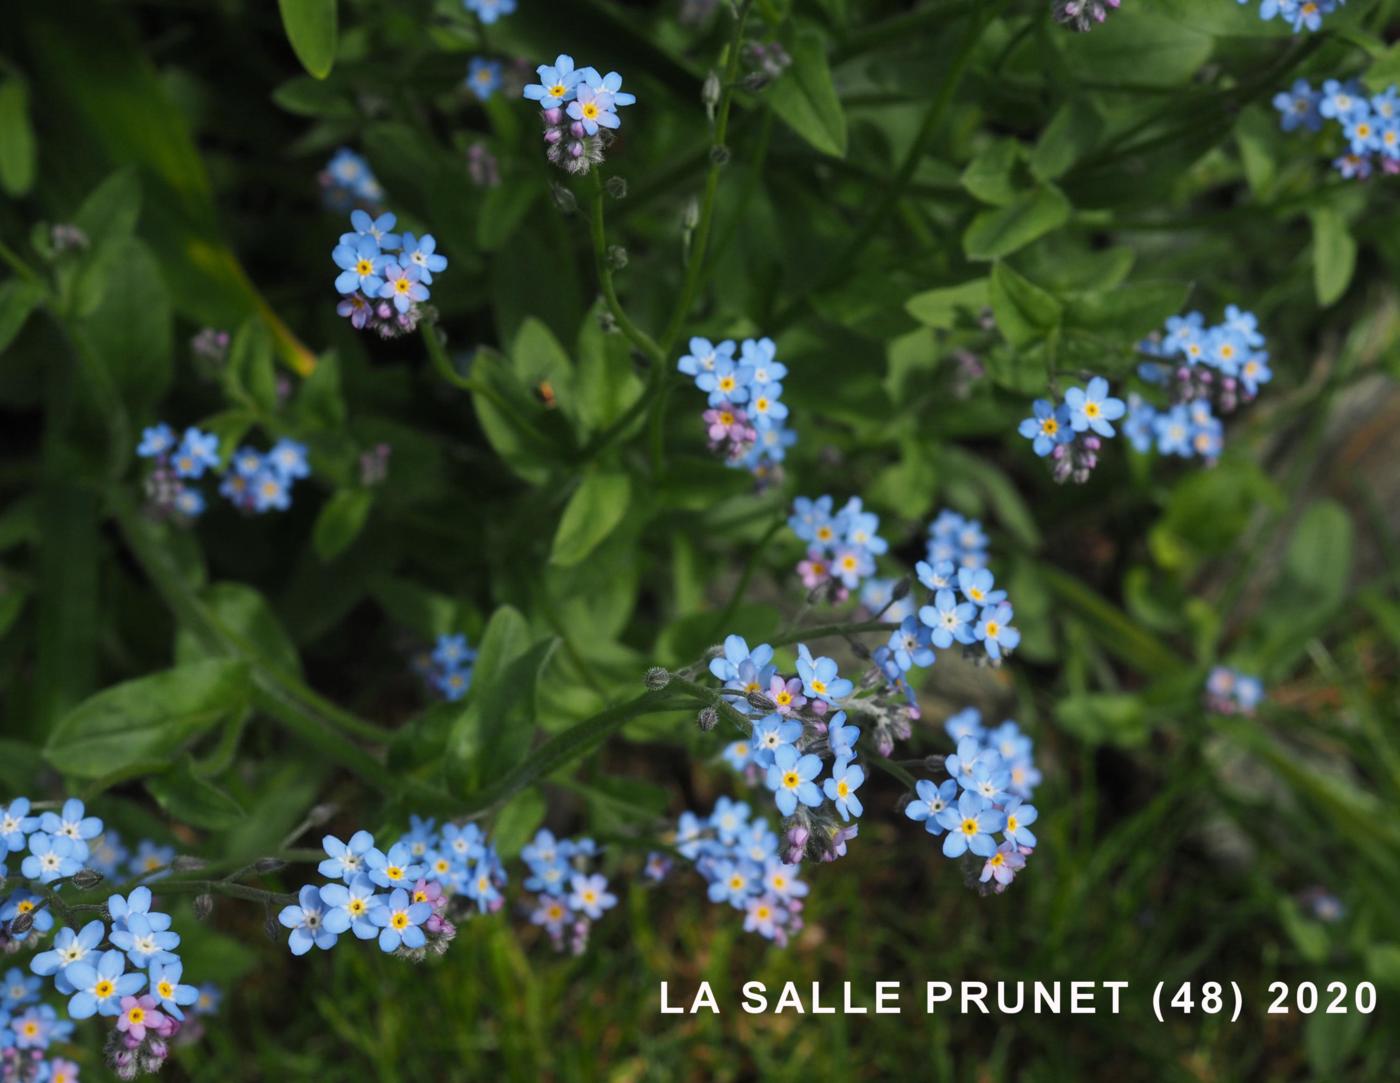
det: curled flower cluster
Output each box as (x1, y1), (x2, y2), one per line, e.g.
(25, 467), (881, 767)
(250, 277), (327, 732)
(1204, 666), (1265, 716)
(654, 800), (808, 944)
(787, 495), (885, 599)
(521, 831), (617, 955)
(137, 426), (308, 521)
(319, 148), (384, 213)
(332, 210), (448, 339)
(415, 634), (478, 702)
(1052, 0), (1122, 32)
(288, 818), (506, 963)
(0, 796), (218, 1081)
(679, 337), (796, 479)
(522, 55), (636, 175)
(1017, 376), (1126, 484)
(905, 708), (1042, 893)
(1242, 0), (1344, 32)
(1274, 79), (1400, 179)
(1128, 306), (1273, 462)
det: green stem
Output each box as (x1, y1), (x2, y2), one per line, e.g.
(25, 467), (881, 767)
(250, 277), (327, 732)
(0, 236), (46, 288)
(586, 170), (664, 365)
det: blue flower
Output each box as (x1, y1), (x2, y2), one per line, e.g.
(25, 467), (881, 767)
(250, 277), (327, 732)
(843, 507), (888, 555)
(765, 745), (824, 815)
(581, 69), (636, 114)
(170, 427), (220, 479)
(1318, 79), (1366, 122)
(31, 919), (105, 994)
(3, 967), (41, 1008)
(709, 796), (751, 843)
(280, 884), (338, 955)
(436, 667), (472, 701)
(919, 588), (977, 649)
(1123, 396), (1157, 453)
(1064, 376), (1126, 436)
(795, 650), (853, 704)
(344, 209), (402, 251)
(974, 602), (1020, 660)
(957, 567), (1005, 608)
(21, 833), (80, 884)
(788, 495), (834, 544)
(377, 887), (433, 953)
(333, 235), (387, 296)
(266, 438), (310, 481)
(887, 616), (935, 671)
(39, 798), (103, 860)
(468, 58), (503, 100)
(695, 356), (754, 405)
(251, 469), (292, 513)
(464, 0), (517, 25)
(831, 546), (874, 590)
(109, 912), (180, 968)
(1344, 113), (1382, 154)
(1001, 797), (1039, 849)
(147, 959), (198, 1020)
(523, 54), (589, 110)
(0, 893), (52, 935)
(137, 424), (176, 459)
(946, 736), (1001, 788)
(740, 337), (786, 384)
(401, 232), (448, 285)
(1017, 399), (1073, 457)
(319, 876), (383, 941)
(107, 886), (171, 931)
(746, 382), (788, 430)
(319, 831), (377, 882)
(708, 635), (775, 700)
(379, 262), (429, 313)
(568, 83), (621, 135)
(678, 336), (736, 380)
(904, 778), (960, 836)
(229, 446), (265, 479)
(568, 873), (617, 919)
(968, 758), (1011, 803)
(1153, 404), (1193, 457)
(722, 736), (753, 772)
(174, 488), (206, 518)
(827, 711), (860, 759)
(935, 791), (1006, 858)
(366, 842), (423, 889)
(915, 559), (956, 593)
(63, 950), (144, 1019)
(749, 714), (802, 768)
(1274, 79), (1322, 132)
(822, 757), (865, 821)
(0, 798), (35, 853)
(945, 707), (984, 743)
(705, 860), (760, 908)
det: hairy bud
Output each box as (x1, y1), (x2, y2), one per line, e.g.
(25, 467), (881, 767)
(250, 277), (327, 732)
(308, 803), (338, 827)
(550, 183), (578, 215)
(72, 868), (105, 890)
(697, 707), (719, 732)
(172, 855), (206, 872)
(605, 175), (628, 200)
(924, 754), (947, 776)
(891, 576), (913, 602)
(745, 692), (776, 713)
(9, 910), (34, 936)
(606, 245), (629, 270)
(709, 144), (731, 167)
(702, 70), (721, 119)
(193, 894), (214, 921)
(644, 667), (673, 690)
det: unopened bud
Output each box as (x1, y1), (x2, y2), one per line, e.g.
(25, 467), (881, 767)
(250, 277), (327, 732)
(605, 175), (628, 199)
(644, 667), (672, 690)
(606, 245), (628, 270)
(550, 183), (578, 215)
(924, 754), (947, 775)
(891, 577), (912, 602)
(264, 909), (280, 943)
(697, 707), (719, 732)
(10, 911), (34, 936)
(254, 857), (287, 874)
(72, 868), (105, 890)
(308, 803), (338, 827)
(709, 144), (731, 167)
(702, 71), (721, 118)
(172, 855), (205, 871)
(193, 894), (214, 921)
(681, 197), (701, 231)
(745, 692), (776, 712)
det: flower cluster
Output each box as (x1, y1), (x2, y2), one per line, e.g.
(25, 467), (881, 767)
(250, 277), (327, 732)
(680, 337), (796, 480)
(464, 0), (515, 24)
(332, 210), (448, 339)
(1, 796), (217, 1081)
(521, 831), (617, 955)
(787, 495), (885, 599)
(1244, 0), (1344, 33)
(415, 634), (478, 702)
(522, 55), (636, 174)
(1052, 0), (1122, 32)
(1017, 376), (1126, 484)
(1274, 79), (1400, 179)
(1128, 306), (1273, 462)
(319, 148), (384, 213)
(286, 818), (506, 963)
(926, 509), (989, 571)
(653, 800), (808, 943)
(1204, 667), (1265, 716)
(137, 425), (312, 520)
(905, 708), (1042, 893)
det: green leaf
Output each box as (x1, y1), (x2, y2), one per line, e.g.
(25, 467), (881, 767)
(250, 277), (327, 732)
(224, 316), (278, 413)
(1367, 944), (1400, 990)
(550, 469), (631, 567)
(1285, 501), (1353, 612)
(145, 758), (246, 830)
(445, 606), (556, 795)
(0, 279), (45, 354)
(490, 788), (547, 859)
(904, 279), (989, 330)
(72, 167), (142, 253)
(766, 30), (847, 157)
(1310, 208), (1356, 307)
(575, 303), (644, 435)
(45, 660), (251, 778)
(1064, 281), (1191, 340)
(278, 0), (338, 80)
(81, 236), (173, 414)
(175, 582), (302, 677)
(1056, 10), (1213, 88)
(964, 186), (1072, 262)
(270, 75), (354, 118)
(478, 180), (540, 252)
(0, 75), (36, 196)
(313, 490), (373, 562)
(1055, 693), (1150, 746)
(1031, 102), (1103, 182)
(960, 139), (1022, 206)
(989, 262), (1062, 349)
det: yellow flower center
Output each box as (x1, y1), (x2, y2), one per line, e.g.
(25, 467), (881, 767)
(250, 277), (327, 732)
(782, 771), (800, 790)
(989, 852), (1005, 867)
(582, 102), (600, 120)
(810, 679), (827, 694)
(1007, 815), (1019, 832)
(1041, 418), (1058, 435)
(386, 866), (404, 881)
(395, 277), (411, 294)
(348, 899), (365, 915)
(391, 912), (409, 930)
(756, 397), (769, 411)
(128, 1007), (145, 1025)
(356, 259), (373, 275)
(1084, 402), (1101, 418)
(775, 691), (791, 706)
(158, 981), (174, 999)
(986, 621), (1000, 638)
(961, 819), (979, 836)
(718, 411), (734, 426)
(837, 780), (850, 798)
(95, 980), (114, 998)
(550, 83), (566, 98)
